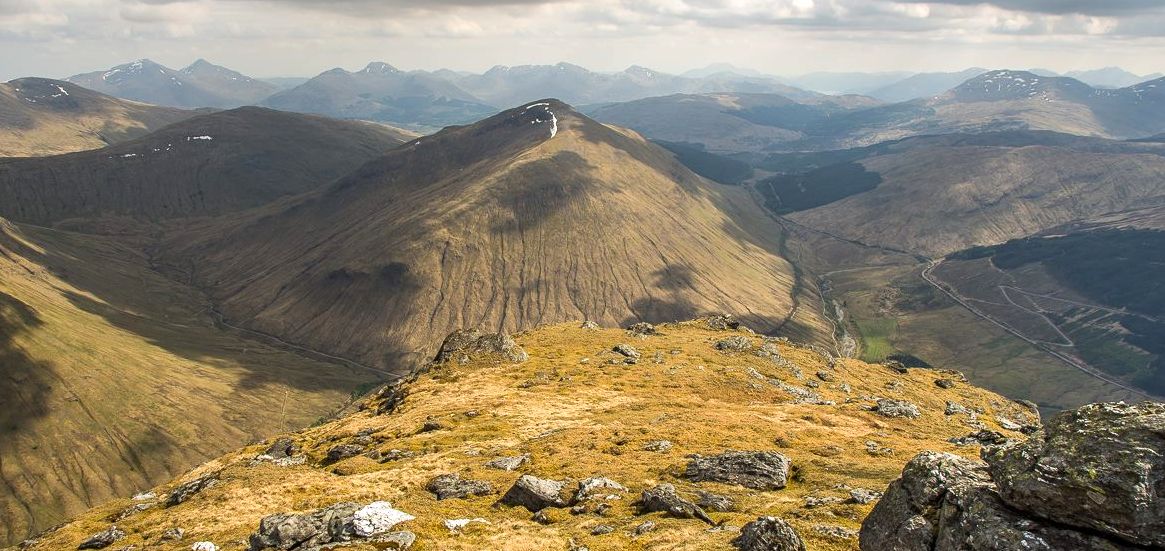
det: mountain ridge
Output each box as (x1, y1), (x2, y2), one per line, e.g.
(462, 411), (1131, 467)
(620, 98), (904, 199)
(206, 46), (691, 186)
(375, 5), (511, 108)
(0, 77), (191, 157)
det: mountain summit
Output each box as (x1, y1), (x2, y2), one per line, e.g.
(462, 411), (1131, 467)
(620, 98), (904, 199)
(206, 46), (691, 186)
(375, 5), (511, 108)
(160, 100), (827, 372)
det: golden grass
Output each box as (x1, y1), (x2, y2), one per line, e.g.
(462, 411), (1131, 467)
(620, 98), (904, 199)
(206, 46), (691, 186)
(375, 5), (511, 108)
(24, 320), (1038, 551)
(0, 220), (376, 545)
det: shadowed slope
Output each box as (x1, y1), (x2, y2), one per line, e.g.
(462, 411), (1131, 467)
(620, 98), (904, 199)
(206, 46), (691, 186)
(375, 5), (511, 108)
(162, 100), (829, 372)
(0, 218), (377, 545)
(0, 107), (415, 227)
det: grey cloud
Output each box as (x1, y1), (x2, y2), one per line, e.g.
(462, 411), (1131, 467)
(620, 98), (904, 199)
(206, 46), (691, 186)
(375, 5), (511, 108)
(898, 0), (1165, 16)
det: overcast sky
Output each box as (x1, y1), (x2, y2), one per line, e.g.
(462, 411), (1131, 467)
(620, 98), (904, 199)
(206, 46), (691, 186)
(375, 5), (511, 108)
(1, 0), (1163, 80)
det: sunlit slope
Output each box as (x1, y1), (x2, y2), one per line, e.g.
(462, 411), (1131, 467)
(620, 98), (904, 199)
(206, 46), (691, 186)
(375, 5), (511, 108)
(161, 100), (831, 373)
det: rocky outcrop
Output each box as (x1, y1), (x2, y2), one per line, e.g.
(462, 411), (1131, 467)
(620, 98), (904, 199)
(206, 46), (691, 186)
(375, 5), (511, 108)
(985, 401), (1165, 548)
(433, 329), (528, 364)
(425, 474), (495, 500)
(685, 451), (790, 490)
(733, 517), (805, 551)
(248, 501), (414, 550)
(873, 399), (921, 419)
(77, 526), (125, 549)
(498, 475), (572, 512)
(861, 401), (1164, 551)
(715, 336), (753, 352)
(635, 484), (715, 525)
(166, 475), (218, 507)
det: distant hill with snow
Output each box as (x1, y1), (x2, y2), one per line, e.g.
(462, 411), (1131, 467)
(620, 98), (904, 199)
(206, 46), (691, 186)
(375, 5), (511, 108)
(67, 59), (278, 109)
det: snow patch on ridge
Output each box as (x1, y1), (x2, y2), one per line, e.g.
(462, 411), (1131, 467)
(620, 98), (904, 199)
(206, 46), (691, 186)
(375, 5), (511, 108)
(521, 102), (558, 139)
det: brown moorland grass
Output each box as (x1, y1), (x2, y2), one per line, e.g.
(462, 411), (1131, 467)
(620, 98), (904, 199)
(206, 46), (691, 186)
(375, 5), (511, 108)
(23, 319), (1040, 551)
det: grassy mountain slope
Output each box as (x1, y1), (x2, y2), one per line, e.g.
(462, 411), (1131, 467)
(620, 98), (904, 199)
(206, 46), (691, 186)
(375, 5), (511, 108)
(784, 138), (1165, 257)
(0, 78), (191, 158)
(0, 107), (415, 227)
(0, 217), (378, 546)
(159, 100), (830, 373)
(21, 319), (1038, 551)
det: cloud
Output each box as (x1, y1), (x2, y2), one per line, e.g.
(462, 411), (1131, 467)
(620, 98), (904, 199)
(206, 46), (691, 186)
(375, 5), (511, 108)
(0, 0), (1162, 81)
(897, 0), (1165, 17)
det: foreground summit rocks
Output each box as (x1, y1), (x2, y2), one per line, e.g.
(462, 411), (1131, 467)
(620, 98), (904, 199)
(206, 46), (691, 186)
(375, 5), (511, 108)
(25, 319), (1048, 551)
(860, 401), (1164, 550)
(986, 401), (1165, 548)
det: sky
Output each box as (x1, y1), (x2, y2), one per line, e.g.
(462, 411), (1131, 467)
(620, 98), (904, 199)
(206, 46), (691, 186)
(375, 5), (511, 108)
(1, 0), (1164, 81)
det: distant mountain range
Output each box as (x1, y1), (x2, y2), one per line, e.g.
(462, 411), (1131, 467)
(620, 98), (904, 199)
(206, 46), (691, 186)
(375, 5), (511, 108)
(594, 70), (1165, 153)
(56, 59), (1162, 131)
(67, 59), (279, 109)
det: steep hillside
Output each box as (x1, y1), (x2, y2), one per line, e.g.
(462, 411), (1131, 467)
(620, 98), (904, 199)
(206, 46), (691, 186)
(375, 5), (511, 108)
(0, 217), (378, 546)
(67, 59), (278, 109)
(261, 63), (496, 128)
(159, 100), (831, 373)
(0, 78), (191, 157)
(19, 319), (1039, 551)
(0, 107), (415, 227)
(779, 135), (1165, 257)
(589, 93), (880, 154)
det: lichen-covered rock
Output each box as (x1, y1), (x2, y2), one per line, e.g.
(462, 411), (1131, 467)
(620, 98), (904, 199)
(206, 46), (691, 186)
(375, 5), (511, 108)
(166, 475), (218, 507)
(706, 314), (741, 331)
(732, 517), (805, 551)
(985, 401), (1165, 548)
(714, 336), (753, 352)
(262, 438), (298, 460)
(874, 399), (921, 419)
(498, 475), (572, 511)
(574, 477), (627, 502)
(948, 429), (1008, 447)
(77, 526), (125, 549)
(484, 454), (530, 471)
(323, 444), (365, 464)
(425, 474), (495, 500)
(626, 322), (657, 336)
(248, 501), (413, 550)
(635, 483), (715, 525)
(580, 320), (600, 330)
(697, 491), (736, 512)
(859, 451), (1142, 551)
(848, 488), (881, 505)
(685, 451), (790, 490)
(643, 440), (672, 452)
(612, 344), (640, 359)
(373, 381), (409, 415)
(434, 329), (528, 363)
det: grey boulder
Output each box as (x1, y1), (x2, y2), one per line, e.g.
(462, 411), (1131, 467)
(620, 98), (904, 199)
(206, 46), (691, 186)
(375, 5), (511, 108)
(985, 401), (1165, 548)
(685, 451), (790, 490)
(732, 517), (805, 551)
